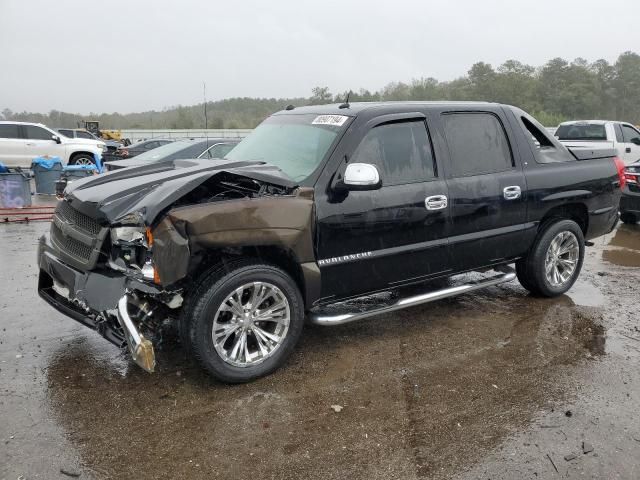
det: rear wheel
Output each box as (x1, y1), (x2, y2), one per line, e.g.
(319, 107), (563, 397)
(516, 219), (585, 297)
(182, 260), (304, 383)
(620, 212), (637, 224)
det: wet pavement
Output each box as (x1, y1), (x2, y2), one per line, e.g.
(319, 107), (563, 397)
(1, 211), (640, 479)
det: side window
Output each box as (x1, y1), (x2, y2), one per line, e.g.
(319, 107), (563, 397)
(206, 143), (235, 159)
(145, 141), (158, 149)
(350, 120), (436, 185)
(614, 124), (624, 143)
(58, 129), (73, 138)
(0, 124), (21, 139)
(442, 112), (513, 176)
(25, 125), (54, 141)
(622, 125), (640, 144)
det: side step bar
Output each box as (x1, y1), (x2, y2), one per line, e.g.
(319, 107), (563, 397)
(309, 266), (516, 326)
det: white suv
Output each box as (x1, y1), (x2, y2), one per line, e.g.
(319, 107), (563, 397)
(0, 121), (106, 167)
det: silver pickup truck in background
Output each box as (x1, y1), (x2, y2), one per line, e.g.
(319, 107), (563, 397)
(555, 120), (640, 165)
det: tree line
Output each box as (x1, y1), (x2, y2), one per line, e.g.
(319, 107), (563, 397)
(2, 51), (639, 130)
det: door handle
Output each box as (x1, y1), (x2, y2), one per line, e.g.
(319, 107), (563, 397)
(425, 195), (448, 210)
(503, 186), (522, 200)
(627, 147), (632, 153)
(26, 143), (36, 146)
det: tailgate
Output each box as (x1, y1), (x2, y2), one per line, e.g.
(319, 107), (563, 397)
(568, 147), (617, 161)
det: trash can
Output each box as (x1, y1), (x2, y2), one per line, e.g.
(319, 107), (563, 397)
(55, 164), (97, 197)
(31, 156), (63, 195)
(0, 168), (32, 208)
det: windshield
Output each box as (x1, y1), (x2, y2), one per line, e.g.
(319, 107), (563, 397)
(224, 114), (348, 182)
(133, 140), (193, 161)
(556, 123), (607, 141)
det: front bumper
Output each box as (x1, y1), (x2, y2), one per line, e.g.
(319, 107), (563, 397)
(620, 189), (640, 214)
(37, 234), (161, 371)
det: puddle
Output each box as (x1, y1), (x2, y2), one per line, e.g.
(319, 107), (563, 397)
(602, 248), (640, 267)
(45, 291), (606, 480)
(608, 225), (640, 251)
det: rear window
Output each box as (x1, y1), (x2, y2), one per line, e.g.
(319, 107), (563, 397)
(556, 124), (607, 141)
(0, 124), (21, 139)
(442, 112), (513, 177)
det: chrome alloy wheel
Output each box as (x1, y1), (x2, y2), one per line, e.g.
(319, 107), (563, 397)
(211, 282), (291, 367)
(544, 231), (579, 287)
(74, 157), (94, 166)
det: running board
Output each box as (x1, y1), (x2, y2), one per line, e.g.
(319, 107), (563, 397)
(309, 267), (516, 326)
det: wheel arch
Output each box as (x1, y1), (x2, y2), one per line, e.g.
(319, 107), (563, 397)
(69, 151), (96, 164)
(538, 203), (589, 236)
(189, 245), (314, 308)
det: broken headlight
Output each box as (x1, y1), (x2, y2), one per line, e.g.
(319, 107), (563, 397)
(109, 226), (159, 282)
(111, 226), (147, 245)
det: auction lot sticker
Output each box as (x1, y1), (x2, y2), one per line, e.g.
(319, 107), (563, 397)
(312, 115), (349, 126)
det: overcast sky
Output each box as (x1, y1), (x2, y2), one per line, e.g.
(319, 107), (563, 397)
(1, 0), (638, 114)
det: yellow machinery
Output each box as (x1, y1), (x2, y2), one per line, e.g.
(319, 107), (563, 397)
(82, 121), (123, 141)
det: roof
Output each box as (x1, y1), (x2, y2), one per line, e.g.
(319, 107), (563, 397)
(558, 120), (615, 126)
(0, 120), (47, 127)
(274, 101), (496, 117)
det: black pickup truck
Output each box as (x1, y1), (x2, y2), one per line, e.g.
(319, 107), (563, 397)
(37, 102), (625, 382)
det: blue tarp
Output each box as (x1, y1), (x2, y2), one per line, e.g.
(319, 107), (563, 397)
(0, 162), (8, 173)
(31, 156), (62, 169)
(94, 153), (103, 173)
(63, 164), (98, 172)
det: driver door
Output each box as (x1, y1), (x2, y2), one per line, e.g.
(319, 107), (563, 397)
(621, 123), (640, 165)
(315, 115), (451, 302)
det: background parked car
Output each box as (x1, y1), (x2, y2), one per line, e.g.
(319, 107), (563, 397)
(105, 138), (240, 170)
(555, 120), (640, 165)
(115, 139), (175, 158)
(0, 121), (104, 167)
(620, 160), (640, 224)
(57, 128), (121, 152)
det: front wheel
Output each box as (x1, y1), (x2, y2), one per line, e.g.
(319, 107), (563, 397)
(70, 154), (95, 166)
(516, 219), (585, 297)
(182, 260), (305, 383)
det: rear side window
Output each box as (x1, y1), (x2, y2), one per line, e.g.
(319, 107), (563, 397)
(0, 124), (21, 139)
(442, 113), (513, 177)
(350, 120), (436, 185)
(556, 124), (607, 141)
(25, 125), (53, 141)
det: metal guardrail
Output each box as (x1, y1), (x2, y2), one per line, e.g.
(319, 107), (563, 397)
(120, 129), (252, 142)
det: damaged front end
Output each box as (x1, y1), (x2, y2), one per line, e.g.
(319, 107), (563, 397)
(37, 159), (305, 372)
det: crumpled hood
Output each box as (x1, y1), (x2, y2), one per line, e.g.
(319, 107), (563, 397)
(64, 158), (297, 224)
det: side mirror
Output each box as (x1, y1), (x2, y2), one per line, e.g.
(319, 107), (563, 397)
(52, 135), (61, 144)
(341, 163), (381, 190)
(631, 137), (640, 146)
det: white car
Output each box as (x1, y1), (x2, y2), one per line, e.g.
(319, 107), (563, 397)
(0, 121), (106, 168)
(555, 120), (640, 165)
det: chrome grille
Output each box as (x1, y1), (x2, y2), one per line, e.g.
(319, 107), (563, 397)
(56, 200), (102, 235)
(51, 222), (93, 261)
(49, 200), (109, 270)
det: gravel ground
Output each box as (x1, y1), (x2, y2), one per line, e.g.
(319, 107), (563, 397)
(1, 206), (639, 479)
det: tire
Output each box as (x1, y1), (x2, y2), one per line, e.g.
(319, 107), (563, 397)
(620, 212), (637, 224)
(182, 259), (304, 383)
(516, 219), (585, 297)
(69, 153), (95, 166)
